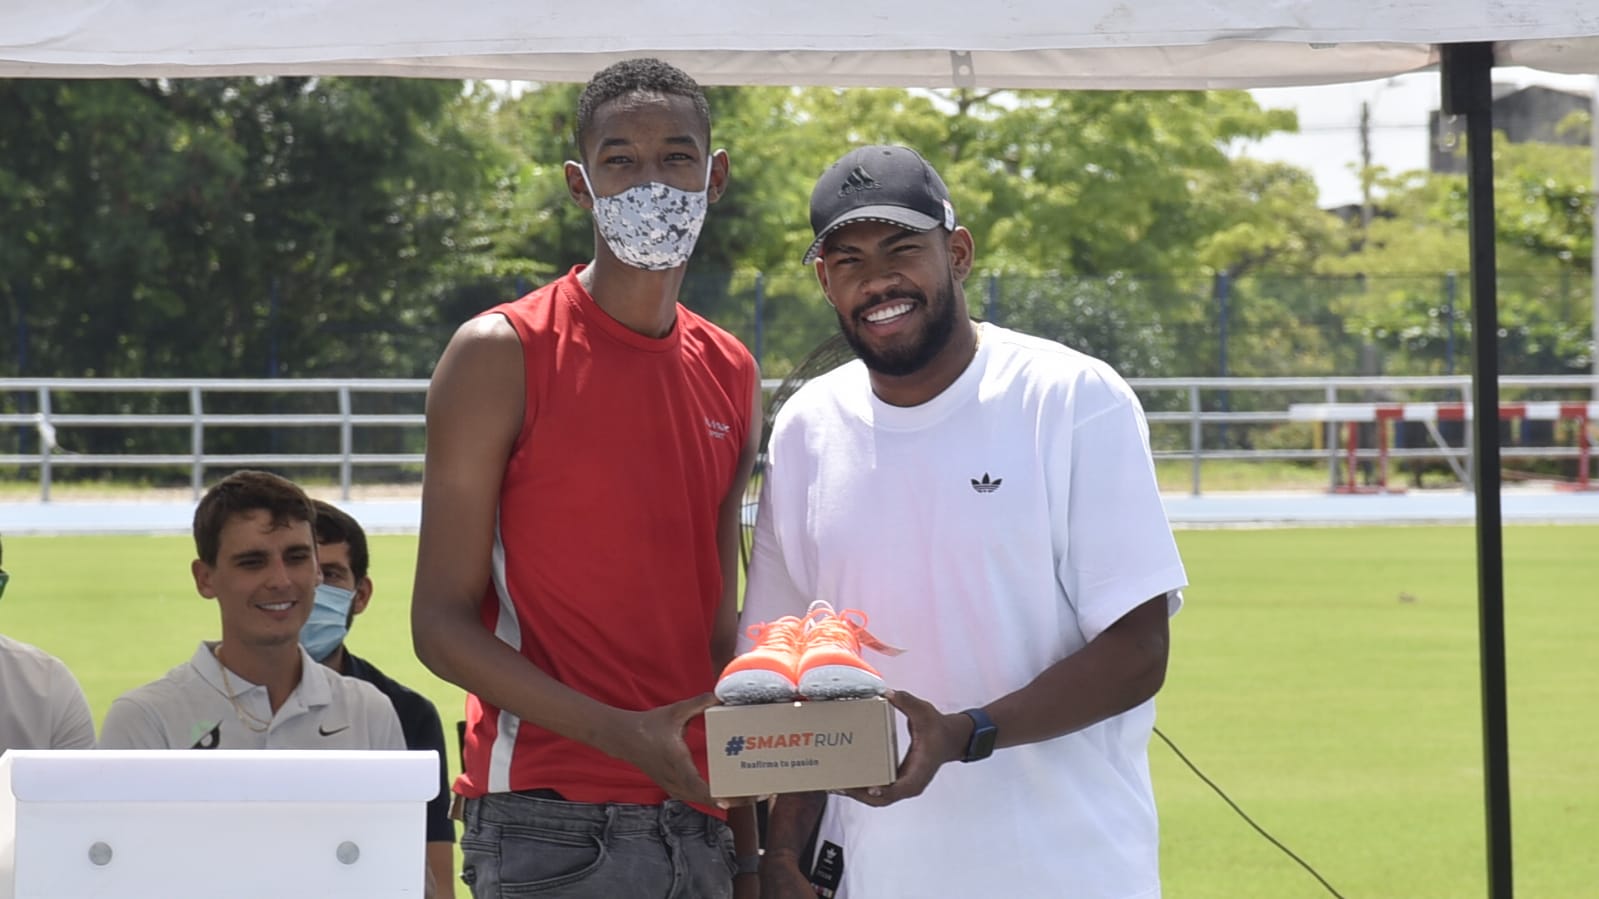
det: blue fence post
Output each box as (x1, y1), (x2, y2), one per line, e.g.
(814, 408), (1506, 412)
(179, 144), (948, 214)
(1445, 271), (1458, 376)
(753, 272), (766, 367)
(1216, 272), (1231, 445)
(13, 282), (27, 375)
(1216, 271), (1231, 378)
(267, 276), (282, 459)
(267, 277), (281, 378)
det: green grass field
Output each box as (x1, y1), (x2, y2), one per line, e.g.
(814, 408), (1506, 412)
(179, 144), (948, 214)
(4, 525), (1596, 897)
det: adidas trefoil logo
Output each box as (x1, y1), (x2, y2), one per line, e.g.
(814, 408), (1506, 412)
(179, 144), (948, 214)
(839, 165), (881, 196)
(970, 473), (1002, 494)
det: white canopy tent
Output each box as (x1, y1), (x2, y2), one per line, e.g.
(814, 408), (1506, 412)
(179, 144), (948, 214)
(1, 2), (1598, 85)
(5, 4), (1598, 897)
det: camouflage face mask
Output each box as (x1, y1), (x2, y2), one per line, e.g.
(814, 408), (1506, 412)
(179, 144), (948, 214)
(576, 157), (712, 271)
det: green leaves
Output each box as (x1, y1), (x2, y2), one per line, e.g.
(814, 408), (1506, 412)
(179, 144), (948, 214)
(1320, 132), (1593, 375)
(0, 77), (497, 380)
(35, 78), (1571, 386)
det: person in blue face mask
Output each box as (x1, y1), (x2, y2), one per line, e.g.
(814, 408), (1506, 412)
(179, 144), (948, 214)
(303, 500), (458, 899)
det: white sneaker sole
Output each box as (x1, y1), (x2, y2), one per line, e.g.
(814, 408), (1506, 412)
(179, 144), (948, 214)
(716, 669), (798, 705)
(798, 665), (886, 701)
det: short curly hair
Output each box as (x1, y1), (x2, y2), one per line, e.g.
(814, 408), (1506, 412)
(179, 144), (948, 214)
(574, 57), (711, 159)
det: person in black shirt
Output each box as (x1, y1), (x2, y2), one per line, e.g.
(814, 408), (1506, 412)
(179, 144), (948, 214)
(304, 500), (457, 898)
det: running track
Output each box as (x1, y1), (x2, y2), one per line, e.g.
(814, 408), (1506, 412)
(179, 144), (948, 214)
(4, 488), (1598, 535)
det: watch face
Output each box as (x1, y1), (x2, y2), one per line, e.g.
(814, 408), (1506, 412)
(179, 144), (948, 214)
(968, 726), (998, 761)
(961, 709), (998, 762)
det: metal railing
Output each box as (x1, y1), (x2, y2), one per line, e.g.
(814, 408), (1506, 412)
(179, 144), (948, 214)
(1, 379), (428, 502)
(1130, 374), (1598, 494)
(3, 375), (1596, 502)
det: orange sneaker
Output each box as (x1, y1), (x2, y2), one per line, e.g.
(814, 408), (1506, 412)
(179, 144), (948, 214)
(797, 601), (902, 701)
(715, 615), (806, 705)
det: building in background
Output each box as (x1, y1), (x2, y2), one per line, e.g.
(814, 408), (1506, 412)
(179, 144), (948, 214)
(1430, 84), (1592, 173)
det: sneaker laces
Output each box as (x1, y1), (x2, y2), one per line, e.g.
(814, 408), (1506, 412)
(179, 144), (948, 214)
(744, 615), (806, 654)
(804, 600), (904, 656)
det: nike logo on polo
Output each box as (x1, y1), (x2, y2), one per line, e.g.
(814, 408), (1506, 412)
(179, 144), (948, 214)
(705, 416), (732, 440)
(318, 724), (351, 737)
(970, 473), (1002, 494)
(839, 165), (880, 196)
(190, 721), (222, 749)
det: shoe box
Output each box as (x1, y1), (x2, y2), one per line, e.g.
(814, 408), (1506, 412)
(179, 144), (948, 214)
(704, 697), (898, 798)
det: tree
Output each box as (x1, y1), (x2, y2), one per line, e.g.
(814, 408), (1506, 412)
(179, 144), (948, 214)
(472, 84), (1311, 377)
(1191, 158), (1352, 379)
(1, 79), (1319, 384)
(0, 77), (498, 381)
(790, 88), (1299, 276)
(0, 77), (503, 475)
(1318, 132), (1593, 375)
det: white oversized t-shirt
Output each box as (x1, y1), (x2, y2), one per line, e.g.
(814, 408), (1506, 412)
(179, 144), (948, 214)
(743, 323), (1187, 899)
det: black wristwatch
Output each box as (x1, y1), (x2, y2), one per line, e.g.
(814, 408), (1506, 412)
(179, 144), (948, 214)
(959, 707), (998, 763)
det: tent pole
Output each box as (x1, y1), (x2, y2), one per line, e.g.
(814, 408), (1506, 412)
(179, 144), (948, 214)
(1441, 42), (1513, 899)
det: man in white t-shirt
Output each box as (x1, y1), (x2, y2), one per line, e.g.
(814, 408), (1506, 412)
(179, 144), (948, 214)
(0, 536), (96, 753)
(749, 146), (1188, 899)
(99, 471), (403, 752)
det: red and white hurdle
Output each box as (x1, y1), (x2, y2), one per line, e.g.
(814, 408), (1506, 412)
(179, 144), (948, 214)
(1288, 402), (1599, 493)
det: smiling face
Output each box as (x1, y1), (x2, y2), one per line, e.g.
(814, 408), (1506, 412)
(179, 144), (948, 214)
(193, 509), (318, 651)
(816, 219), (973, 378)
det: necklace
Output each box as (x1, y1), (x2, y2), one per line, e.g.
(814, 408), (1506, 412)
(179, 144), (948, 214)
(212, 646), (272, 733)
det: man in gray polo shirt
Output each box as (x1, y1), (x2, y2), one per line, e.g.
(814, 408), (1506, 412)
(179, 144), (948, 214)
(1, 536), (97, 753)
(99, 471), (403, 751)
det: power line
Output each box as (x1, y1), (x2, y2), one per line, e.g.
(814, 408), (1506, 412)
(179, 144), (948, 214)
(1294, 123), (1435, 132)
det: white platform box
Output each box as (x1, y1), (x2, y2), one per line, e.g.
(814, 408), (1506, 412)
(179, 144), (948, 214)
(0, 750), (437, 899)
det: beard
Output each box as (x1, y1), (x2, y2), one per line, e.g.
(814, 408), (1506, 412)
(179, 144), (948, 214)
(836, 273), (960, 378)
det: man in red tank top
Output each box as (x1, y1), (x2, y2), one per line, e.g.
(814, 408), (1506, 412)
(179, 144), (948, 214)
(412, 58), (761, 899)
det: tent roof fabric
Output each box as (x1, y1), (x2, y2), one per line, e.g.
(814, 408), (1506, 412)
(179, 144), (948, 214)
(2, 1), (1596, 85)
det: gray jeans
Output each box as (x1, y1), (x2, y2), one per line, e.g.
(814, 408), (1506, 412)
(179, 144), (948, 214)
(460, 792), (736, 898)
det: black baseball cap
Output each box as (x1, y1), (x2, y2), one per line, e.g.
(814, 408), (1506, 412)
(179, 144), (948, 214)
(802, 145), (958, 265)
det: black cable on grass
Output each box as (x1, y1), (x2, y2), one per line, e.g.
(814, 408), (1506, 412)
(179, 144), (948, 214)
(1154, 726), (1349, 899)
